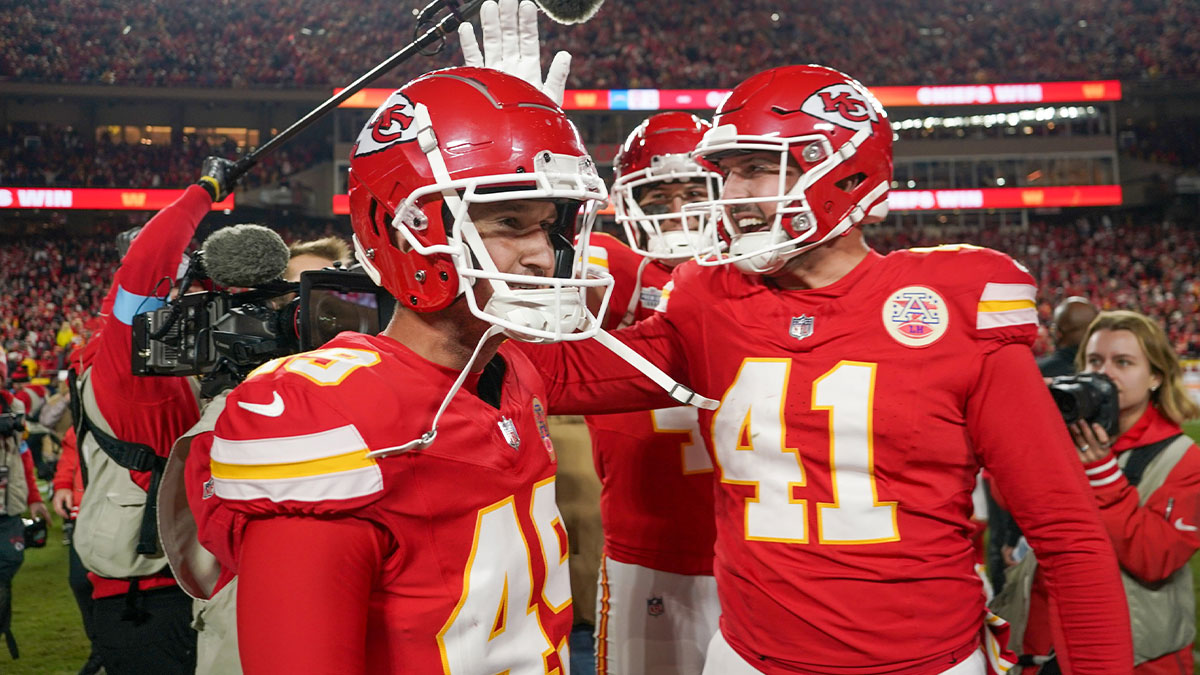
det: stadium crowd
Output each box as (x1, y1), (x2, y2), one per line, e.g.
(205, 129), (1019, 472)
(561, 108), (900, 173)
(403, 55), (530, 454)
(0, 123), (326, 190)
(0, 235), (112, 376)
(871, 217), (1200, 357)
(1, 0), (1197, 89)
(3, 216), (1198, 383)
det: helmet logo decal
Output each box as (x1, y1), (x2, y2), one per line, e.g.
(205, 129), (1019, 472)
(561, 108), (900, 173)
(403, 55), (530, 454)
(799, 83), (880, 132)
(354, 92), (420, 157)
(818, 92), (870, 122)
(370, 106), (414, 143)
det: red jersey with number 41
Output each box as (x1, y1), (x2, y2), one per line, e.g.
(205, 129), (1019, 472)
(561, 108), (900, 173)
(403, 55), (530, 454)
(198, 332), (573, 674)
(528, 244), (1129, 673)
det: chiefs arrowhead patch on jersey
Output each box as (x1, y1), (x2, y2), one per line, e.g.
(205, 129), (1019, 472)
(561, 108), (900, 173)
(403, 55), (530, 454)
(799, 83), (881, 132)
(354, 91), (420, 157)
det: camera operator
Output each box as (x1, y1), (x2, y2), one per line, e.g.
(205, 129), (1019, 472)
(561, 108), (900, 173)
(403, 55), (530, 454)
(284, 237), (351, 280)
(71, 158), (241, 674)
(998, 310), (1200, 674)
(1, 388), (51, 660)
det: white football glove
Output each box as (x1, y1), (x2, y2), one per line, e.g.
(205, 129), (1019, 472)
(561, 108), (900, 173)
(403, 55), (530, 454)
(459, 0), (571, 107)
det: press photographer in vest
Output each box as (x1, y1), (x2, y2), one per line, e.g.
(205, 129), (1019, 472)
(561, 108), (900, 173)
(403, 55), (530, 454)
(1, 388), (52, 660)
(1007, 309), (1200, 674)
(70, 158), (245, 674)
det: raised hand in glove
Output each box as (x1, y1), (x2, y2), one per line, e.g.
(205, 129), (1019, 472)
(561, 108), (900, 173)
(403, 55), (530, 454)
(196, 156), (240, 202)
(459, 0), (571, 107)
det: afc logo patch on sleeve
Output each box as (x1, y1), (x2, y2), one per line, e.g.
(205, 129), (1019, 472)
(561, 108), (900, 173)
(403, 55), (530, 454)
(882, 286), (949, 347)
(796, 83), (882, 133)
(353, 91), (420, 157)
(531, 397), (556, 463)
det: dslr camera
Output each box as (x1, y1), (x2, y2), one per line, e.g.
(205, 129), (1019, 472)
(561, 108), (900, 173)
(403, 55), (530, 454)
(0, 411), (24, 436)
(1047, 372), (1120, 437)
(132, 267), (394, 397)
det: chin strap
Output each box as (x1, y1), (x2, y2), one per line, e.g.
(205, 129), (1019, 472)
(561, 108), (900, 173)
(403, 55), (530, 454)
(616, 257), (652, 329)
(367, 325), (505, 458)
(591, 329), (719, 410)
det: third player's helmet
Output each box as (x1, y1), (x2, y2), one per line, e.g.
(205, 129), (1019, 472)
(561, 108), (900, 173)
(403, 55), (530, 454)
(347, 67), (611, 342)
(685, 64), (893, 274)
(611, 112), (719, 262)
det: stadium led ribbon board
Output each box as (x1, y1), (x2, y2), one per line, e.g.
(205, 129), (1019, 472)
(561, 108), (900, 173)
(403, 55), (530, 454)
(0, 187), (234, 211)
(333, 185), (1122, 215)
(336, 80), (1121, 111)
(886, 185), (1122, 210)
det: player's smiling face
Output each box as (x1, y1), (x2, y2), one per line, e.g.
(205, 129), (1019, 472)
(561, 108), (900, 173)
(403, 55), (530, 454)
(715, 151), (802, 234)
(467, 198), (559, 289)
(636, 179), (709, 233)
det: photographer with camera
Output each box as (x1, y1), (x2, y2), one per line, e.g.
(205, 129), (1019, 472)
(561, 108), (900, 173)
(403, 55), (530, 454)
(1, 388), (51, 661)
(997, 310), (1200, 673)
(70, 157), (242, 674)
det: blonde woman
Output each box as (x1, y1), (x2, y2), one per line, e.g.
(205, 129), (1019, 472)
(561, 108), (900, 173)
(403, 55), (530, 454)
(1023, 310), (1200, 674)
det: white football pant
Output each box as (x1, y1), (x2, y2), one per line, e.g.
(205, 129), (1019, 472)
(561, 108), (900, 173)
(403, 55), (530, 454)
(594, 556), (720, 674)
(702, 628), (988, 675)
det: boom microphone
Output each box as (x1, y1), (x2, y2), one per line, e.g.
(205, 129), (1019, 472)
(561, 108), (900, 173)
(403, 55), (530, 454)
(200, 224), (291, 288)
(532, 0), (604, 24)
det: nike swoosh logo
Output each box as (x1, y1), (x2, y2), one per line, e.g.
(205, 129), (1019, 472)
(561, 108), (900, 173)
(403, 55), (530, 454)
(237, 392), (285, 417)
(1174, 517), (1198, 532)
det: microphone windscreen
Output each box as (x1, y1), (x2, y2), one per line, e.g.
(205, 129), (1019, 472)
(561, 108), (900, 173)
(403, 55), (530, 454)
(533, 0), (604, 24)
(201, 224), (291, 288)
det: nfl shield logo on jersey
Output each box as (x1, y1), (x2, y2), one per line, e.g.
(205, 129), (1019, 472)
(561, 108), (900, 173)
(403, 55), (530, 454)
(498, 417), (521, 450)
(647, 597), (665, 617)
(789, 315), (815, 340)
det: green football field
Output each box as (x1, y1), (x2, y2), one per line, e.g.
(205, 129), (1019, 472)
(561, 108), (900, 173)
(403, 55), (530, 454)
(5, 422), (1200, 672)
(6, 516), (91, 674)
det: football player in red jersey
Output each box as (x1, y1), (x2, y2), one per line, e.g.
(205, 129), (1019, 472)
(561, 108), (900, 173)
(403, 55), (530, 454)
(584, 112), (722, 673)
(186, 67), (614, 674)
(521, 65), (1134, 674)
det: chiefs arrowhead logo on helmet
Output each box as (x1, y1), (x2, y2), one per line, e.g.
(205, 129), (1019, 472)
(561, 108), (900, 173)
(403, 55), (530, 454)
(354, 91), (420, 157)
(799, 83), (881, 132)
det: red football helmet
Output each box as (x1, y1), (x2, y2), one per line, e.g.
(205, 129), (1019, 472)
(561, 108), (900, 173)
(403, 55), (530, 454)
(611, 112), (720, 262)
(684, 65), (893, 274)
(348, 67), (611, 342)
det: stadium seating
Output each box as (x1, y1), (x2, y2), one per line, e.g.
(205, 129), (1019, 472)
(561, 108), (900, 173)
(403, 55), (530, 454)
(1, 0), (1196, 89)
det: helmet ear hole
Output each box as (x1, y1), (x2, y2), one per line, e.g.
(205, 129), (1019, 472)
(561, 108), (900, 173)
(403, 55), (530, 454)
(836, 172), (867, 193)
(368, 199), (382, 237)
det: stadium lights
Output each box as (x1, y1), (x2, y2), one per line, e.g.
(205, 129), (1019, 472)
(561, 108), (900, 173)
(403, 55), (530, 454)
(890, 105), (1101, 132)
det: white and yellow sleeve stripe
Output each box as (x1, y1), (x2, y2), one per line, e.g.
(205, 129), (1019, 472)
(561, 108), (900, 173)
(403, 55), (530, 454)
(976, 282), (1037, 330)
(653, 280), (674, 313)
(211, 424), (383, 503)
(586, 245), (610, 273)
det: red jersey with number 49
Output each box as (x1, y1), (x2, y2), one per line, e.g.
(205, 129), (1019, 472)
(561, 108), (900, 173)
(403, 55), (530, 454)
(584, 232), (717, 575)
(527, 245), (1130, 673)
(201, 332), (572, 674)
